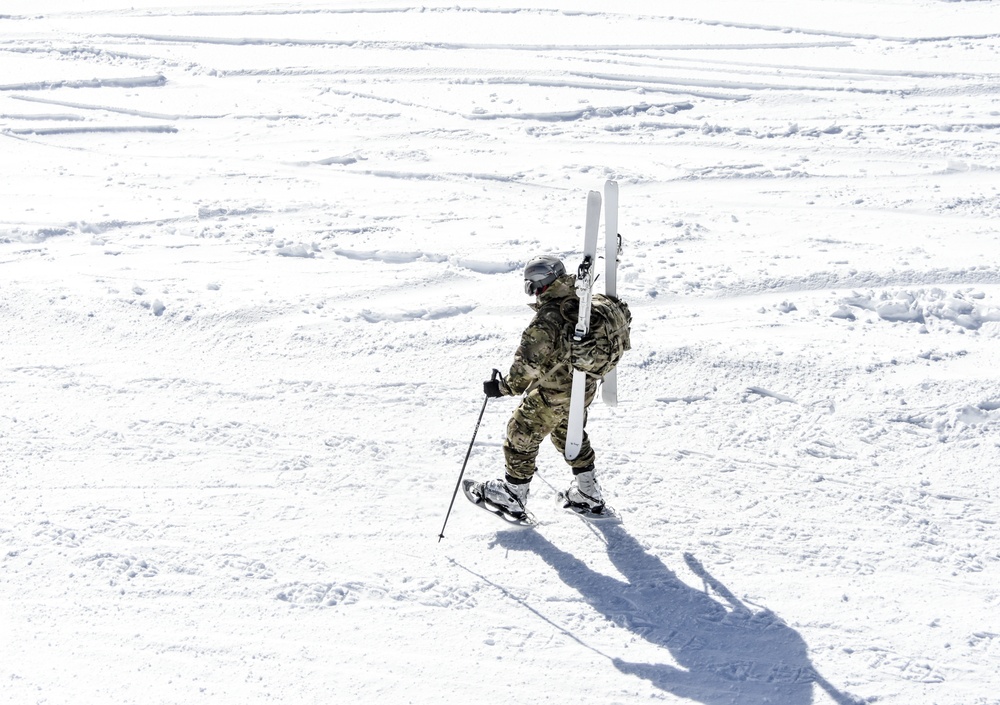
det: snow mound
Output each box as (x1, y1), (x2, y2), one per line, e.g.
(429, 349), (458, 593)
(839, 288), (1000, 329)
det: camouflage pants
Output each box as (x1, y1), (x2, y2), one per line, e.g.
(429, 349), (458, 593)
(503, 387), (596, 481)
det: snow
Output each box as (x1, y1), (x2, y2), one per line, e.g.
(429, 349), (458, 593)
(2, 2), (1000, 704)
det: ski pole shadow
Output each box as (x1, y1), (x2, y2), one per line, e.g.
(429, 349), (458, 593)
(493, 523), (864, 705)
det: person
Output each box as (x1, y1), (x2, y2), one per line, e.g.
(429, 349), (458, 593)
(468, 255), (607, 520)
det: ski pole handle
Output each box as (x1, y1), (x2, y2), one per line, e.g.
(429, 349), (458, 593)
(483, 368), (503, 399)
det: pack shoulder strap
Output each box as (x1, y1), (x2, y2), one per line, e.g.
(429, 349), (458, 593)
(523, 361), (566, 396)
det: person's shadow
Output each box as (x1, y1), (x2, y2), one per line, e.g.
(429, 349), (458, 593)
(493, 523), (864, 705)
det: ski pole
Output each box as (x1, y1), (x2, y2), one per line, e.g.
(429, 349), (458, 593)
(438, 369), (500, 542)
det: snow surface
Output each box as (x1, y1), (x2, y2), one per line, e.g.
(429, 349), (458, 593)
(2, 2), (1000, 704)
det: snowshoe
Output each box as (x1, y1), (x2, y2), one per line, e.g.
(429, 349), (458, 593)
(556, 489), (621, 523)
(463, 479), (536, 528)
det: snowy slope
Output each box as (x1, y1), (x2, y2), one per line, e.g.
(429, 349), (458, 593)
(2, 2), (1000, 704)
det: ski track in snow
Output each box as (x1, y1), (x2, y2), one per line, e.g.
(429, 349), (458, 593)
(2, 2), (1000, 705)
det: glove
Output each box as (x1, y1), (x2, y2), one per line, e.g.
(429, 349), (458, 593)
(483, 378), (504, 398)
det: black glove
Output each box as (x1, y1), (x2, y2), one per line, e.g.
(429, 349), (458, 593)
(483, 378), (504, 398)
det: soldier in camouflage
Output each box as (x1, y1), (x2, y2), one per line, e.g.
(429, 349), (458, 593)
(472, 255), (607, 519)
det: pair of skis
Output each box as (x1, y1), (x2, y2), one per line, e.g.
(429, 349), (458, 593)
(565, 180), (620, 462)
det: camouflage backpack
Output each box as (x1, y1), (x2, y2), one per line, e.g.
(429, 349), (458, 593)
(564, 293), (632, 377)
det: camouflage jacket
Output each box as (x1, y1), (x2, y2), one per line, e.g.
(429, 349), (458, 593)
(499, 274), (597, 407)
